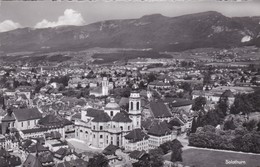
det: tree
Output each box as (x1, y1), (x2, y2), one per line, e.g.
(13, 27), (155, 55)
(88, 154), (109, 167)
(147, 73), (157, 83)
(171, 139), (183, 162)
(192, 96), (207, 111)
(190, 117), (198, 133)
(149, 148), (164, 167)
(180, 82), (192, 93)
(243, 119), (257, 131)
(223, 118), (236, 130)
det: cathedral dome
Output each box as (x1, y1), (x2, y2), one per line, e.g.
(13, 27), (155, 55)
(105, 98), (120, 110)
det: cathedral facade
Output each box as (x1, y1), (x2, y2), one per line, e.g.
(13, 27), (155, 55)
(75, 87), (142, 149)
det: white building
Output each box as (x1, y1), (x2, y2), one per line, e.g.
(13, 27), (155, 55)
(124, 128), (149, 152)
(75, 86), (142, 149)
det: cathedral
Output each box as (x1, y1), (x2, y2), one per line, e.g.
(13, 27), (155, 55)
(75, 85), (142, 148)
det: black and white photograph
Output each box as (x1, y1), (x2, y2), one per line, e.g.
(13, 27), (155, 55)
(0, 0), (260, 167)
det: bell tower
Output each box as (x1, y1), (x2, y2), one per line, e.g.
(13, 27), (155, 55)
(102, 77), (109, 96)
(129, 84), (141, 129)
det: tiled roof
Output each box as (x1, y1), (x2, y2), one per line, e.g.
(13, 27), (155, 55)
(221, 90), (234, 98)
(119, 97), (129, 107)
(148, 120), (172, 137)
(27, 143), (48, 153)
(57, 159), (88, 167)
(125, 129), (149, 142)
(54, 148), (72, 160)
(1, 113), (15, 122)
(13, 108), (42, 121)
(86, 108), (104, 117)
(71, 113), (81, 120)
(39, 151), (54, 164)
(129, 150), (146, 160)
(169, 98), (193, 107)
(21, 127), (48, 134)
(92, 112), (111, 122)
(150, 101), (172, 118)
(38, 114), (73, 128)
(86, 108), (111, 122)
(112, 111), (132, 123)
(102, 144), (119, 155)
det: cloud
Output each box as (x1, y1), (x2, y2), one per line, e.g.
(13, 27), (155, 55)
(35, 9), (85, 29)
(0, 20), (22, 32)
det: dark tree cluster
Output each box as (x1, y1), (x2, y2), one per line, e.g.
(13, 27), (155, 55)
(189, 125), (260, 153)
(230, 90), (260, 117)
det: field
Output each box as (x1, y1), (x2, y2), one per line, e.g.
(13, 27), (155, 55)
(164, 148), (260, 167)
(92, 50), (172, 64)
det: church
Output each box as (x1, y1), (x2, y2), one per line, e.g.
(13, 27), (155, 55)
(75, 85), (142, 148)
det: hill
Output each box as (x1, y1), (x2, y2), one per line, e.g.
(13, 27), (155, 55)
(0, 11), (260, 54)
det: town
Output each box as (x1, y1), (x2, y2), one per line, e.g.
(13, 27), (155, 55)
(0, 45), (260, 167)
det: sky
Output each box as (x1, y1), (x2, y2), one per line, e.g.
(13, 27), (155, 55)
(0, 0), (260, 32)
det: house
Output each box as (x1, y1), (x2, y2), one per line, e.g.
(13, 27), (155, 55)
(56, 159), (88, 167)
(102, 144), (124, 166)
(124, 128), (149, 152)
(129, 150), (148, 163)
(0, 147), (21, 167)
(167, 98), (193, 115)
(149, 101), (173, 122)
(37, 114), (74, 139)
(1, 108), (42, 135)
(53, 147), (78, 163)
(145, 120), (175, 149)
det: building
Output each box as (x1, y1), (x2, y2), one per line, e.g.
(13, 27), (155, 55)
(145, 120), (175, 149)
(124, 128), (149, 152)
(75, 85), (142, 149)
(89, 77), (109, 97)
(1, 108), (42, 135)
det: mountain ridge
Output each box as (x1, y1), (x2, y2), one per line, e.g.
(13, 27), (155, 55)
(0, 11), (260, 54)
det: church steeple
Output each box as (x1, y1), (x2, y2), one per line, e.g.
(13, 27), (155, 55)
(128, 84), (141, 129)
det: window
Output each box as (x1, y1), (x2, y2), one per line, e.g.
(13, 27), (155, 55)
(110, 111), (113, 117)
(120, 126), (123, 131)
(93, 134), (95, 138)
(130, 102), (133, 110)
(21, 122), (23, 127)
(28, 121), (30, 126)
(137, 102), (140, 110)
(128, 126), (130, 130)
(93, 126), (95, 130)
(100, 135), (103, 139)
(100, 126), (103, 130)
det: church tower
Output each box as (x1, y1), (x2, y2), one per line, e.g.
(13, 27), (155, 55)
(102, 77), (109, 96)
(129, 84), (141, 129)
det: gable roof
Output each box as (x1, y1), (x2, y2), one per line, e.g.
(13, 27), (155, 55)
(54, 148), (73, 160)
(1, 113), (15, 122)
(148, 120), (172, 137)
(168, 98), (193, 107)
(112, 111), (132, 123)
(13, 108), (42, 121)
(150, 101), (172, 118)
(102, 144), (120, 155)
(129, 150), (146, 160)
(38, 114), (73, 128)
(57, 159), (88, 167)
(125, 129), (149, 142)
